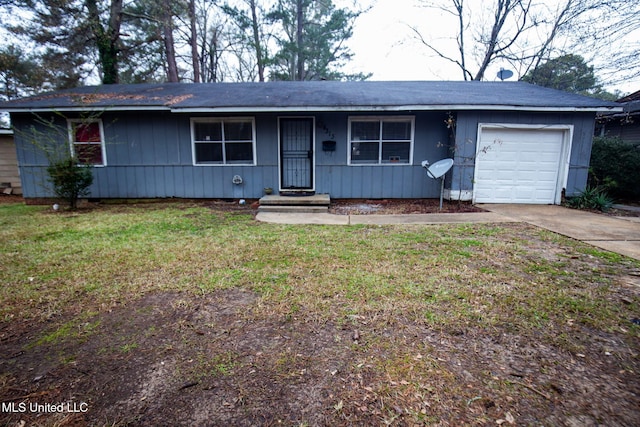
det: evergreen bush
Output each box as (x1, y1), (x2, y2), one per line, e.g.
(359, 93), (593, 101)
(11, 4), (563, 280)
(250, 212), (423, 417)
(589, 136), (640, 200)
(46, 157), (94, 209)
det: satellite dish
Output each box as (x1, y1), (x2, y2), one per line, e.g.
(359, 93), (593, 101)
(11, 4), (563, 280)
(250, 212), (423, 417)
(422, 158), (454, 210)
(497, 68), (514, 81)
(423, 158), (454, 179)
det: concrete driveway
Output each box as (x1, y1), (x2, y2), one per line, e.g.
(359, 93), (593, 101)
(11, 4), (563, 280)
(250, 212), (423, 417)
(479, 204), (640, 261)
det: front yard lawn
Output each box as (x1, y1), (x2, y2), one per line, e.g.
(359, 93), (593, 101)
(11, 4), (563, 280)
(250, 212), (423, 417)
(1, 201), (639, 426)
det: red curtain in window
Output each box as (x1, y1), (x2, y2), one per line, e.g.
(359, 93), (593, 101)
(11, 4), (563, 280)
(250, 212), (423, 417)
(74, 123), (101, 142)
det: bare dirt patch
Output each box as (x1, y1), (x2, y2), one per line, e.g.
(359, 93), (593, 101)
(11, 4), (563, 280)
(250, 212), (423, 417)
(2, 285), (639, 426)
(1, 198), (639, 426)
(0, 194), (24, 205)
(329, 199), (485, 215)
(5, 195), (639, 218)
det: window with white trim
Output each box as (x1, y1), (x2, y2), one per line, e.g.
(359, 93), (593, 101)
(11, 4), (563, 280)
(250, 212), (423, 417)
(68, 119), (106, 166)
(348, 117), (414, 165)
(191, 118), (256, 165)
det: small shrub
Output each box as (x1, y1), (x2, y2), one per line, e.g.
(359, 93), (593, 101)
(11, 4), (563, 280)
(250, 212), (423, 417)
(47, 157), (94, 209)
(565, 186), (614, 212)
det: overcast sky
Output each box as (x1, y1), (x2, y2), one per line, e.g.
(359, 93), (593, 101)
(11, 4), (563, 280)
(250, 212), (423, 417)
(345, 1), (455, 81)
(343, 0), (639, 95)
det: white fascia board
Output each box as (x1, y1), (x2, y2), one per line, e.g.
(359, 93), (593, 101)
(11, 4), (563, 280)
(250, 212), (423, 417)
(4, 106), (171, 113)
(4, 104), (622, 114)
(171, 105), (623, 114)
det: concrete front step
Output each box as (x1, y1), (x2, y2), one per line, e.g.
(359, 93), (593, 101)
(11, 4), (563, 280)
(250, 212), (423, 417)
(258, 205), (329, 213)
(259, 194), (330, 206)
(258, 193), (330, 214)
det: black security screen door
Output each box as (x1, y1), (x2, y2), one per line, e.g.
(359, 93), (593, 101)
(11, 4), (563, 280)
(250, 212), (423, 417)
(280, 118), (313, 189)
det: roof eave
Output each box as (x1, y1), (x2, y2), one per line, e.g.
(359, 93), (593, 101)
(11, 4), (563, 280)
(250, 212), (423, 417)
(170, 105), (623, 113)
(3, 106), (172, 113)
(4, 104), (622, 114)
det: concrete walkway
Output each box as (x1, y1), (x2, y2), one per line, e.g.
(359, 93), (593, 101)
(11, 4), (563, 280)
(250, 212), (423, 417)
(255, 211), (515, 225)
(256, 205), (640, 261)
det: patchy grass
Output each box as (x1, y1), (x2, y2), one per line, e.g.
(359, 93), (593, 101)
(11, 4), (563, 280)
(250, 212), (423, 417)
(1, 201), (638, 342)
(0, 201), (639, 426)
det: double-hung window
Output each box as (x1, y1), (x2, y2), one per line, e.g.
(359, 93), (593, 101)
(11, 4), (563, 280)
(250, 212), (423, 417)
(191, 118), (256, 165)
(348, 117), (414, 165)
(68, 119), (106, 166)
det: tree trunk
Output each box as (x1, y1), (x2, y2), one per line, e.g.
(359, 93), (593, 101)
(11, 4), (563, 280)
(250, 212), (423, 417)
(250, 0), (265, 82)
(473, 0), (506, 81)
(162, 0), (179, 82)
(188, 0), (200, 82)
(453, 0), (471, 80)
(86, 0), (123, 84)
(296, 0), (304, 80)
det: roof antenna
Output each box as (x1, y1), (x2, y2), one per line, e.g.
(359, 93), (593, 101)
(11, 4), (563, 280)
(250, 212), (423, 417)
(497, 68), (514, 81)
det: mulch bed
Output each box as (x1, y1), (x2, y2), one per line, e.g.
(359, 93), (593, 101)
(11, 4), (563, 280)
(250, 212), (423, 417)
(329, 198), (485, 215)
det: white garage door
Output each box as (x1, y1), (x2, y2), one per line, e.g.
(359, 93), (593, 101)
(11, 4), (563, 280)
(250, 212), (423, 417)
(473, 126), (568, 204)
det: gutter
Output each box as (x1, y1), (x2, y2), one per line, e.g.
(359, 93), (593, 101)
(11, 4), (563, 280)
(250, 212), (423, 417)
(3, 106), (171, 113)
(171, 105), (623, 114)
(3, 105), (624, 114)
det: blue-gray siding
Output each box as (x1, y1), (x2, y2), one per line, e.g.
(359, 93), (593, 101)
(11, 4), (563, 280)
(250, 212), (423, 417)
(12, 109), (596, 200)
(450, 111), (596, 197)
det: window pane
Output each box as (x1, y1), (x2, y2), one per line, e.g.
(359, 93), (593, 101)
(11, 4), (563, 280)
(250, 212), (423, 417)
(74, 143), (103, 165)
(195, 142), (223, 163)
(351, 141), (379, 163)
(224, 121), (253, 141)
(351, 121), (380, 140)
(225, 142), (253, 163)
(74, 122), (101, 142)
(194, 122), (222, 141)
(382, 142), (410, 163)
(382, 121), (411, 140)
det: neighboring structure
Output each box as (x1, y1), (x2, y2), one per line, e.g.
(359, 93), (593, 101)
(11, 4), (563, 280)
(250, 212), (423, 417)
(596, 90), (640, 145)
(0, 81), (621, 204)
(0, 129), (21, 195)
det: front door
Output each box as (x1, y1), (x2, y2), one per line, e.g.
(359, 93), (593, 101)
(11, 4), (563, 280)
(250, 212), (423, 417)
(279, 118), (314, 190)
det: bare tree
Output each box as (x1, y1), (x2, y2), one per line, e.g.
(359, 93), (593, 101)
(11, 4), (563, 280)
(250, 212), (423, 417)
(411, 0), (537, 81)
(564, 0), (640, 86)
(222, 0), (271, 81)
(192, 1), (235, 82)
(411, 0), (640, 86)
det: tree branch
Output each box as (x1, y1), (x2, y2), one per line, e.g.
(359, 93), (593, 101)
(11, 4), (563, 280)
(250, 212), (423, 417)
(408, 24), (472, 80)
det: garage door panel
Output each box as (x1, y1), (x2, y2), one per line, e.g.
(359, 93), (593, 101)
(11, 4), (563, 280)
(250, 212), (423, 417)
(474, 127), (565, 204)
(537, 171), (558, 180)
(516, 173), (538, 182)
(517, 162), (540, 172)
(515, 188), (535, 199)
(497, 170), (519, 180)
(489, 189), (514, 202)
(535, 154), (560, 163)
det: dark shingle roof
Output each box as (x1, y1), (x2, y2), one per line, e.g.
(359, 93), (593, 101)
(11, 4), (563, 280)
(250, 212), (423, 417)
(617, 89), (640, 103)
(0, 81), (621, 112)
(614, 89), (640, 114)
